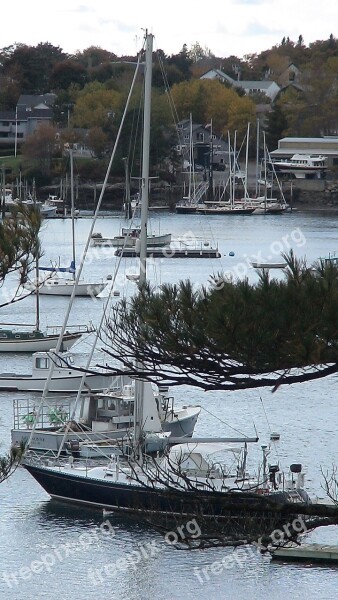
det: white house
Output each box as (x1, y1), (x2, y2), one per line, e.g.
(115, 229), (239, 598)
(200, 69), (280, 102)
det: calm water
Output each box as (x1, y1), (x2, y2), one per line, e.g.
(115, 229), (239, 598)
(0, 210), (338, 599)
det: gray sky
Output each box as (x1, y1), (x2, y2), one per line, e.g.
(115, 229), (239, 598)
(3, 0), (337, 58)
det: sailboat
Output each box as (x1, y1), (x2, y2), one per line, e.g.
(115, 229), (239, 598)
(197, 129), (255, 215)
(22, 33), (310, 529)
(0, 254), (87, 352)
(91, 226), (171, 249)
(175, 114), (208, 214)
(24, 150), (109, 297)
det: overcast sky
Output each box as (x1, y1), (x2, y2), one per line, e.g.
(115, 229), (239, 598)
(3, 0), (338, 59)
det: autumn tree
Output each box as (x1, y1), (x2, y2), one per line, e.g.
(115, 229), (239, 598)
(167, 45), (193, 80)
(21, 122), (58, 177)
(170, 78), (256, 138)
(71, 82), (123, 129)
(50, 60), (88, 91)
(1, 42), (67, 93)
(87, 126), (109, 158)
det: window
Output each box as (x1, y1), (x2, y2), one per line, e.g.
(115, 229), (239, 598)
(36, 357), (49, 369)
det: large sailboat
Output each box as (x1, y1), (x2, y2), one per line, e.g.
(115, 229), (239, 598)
(22, 33), (311, 532)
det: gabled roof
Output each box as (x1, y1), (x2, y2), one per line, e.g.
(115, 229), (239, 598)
(17, 93), (57, 111)
(200, 68), (235, 85)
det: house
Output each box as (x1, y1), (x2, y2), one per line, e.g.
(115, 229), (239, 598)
(277, 63), (302, 87)
(176, 120), (229, 170)
(0, 93), (56, 149)
(200, 69), (280, 102)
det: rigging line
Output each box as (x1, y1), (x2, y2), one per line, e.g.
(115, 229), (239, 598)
(155, 50), (180, 125)
(199, 404), (253, 438)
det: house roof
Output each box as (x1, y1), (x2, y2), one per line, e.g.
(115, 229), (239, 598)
(17, 93), (57, 110)
(200, 69), (235, 84)
(270, 137), (338, 157)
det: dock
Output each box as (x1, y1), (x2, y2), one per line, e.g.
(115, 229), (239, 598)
(272, 543), (338, 563)
(115, 247), (221, 259)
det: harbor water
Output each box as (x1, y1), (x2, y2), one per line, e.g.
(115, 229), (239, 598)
(0, 209), (338, 599)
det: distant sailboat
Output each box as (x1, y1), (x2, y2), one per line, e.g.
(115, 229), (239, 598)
(25, 150), (109, 297)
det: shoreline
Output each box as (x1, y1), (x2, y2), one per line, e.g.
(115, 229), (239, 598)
(290, 203), (338, 212)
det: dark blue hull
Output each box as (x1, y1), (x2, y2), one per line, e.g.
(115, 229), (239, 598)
(23, 463), (303, 526)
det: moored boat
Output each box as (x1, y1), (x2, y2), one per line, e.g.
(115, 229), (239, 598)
(0, 349), (113, 393)
(269, 154), (327, 179)
(0, 326), (85, 352)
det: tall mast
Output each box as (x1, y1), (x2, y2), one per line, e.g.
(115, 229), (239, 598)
(134, 31), (153, 455)
(255, 118), (260, 197)
(70, 148), (76, 280)
(138, 32), (153, 287)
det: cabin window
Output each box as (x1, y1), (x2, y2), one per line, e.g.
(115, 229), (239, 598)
(0, 333), (7, 338)
(36, 357), (49, 369)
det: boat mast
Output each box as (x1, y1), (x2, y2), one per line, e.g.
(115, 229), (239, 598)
(138, 32), (152, 287)
(134, 31), (153, 456)
(35, 250), (40, 331)
(188, 113), (193, 203)
(255, 118), (260, 197)
(70, 148), (76, 280)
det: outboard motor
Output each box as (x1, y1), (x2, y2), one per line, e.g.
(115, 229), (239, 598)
(269, 464), (279, 489)
(66, 439), (80, 459)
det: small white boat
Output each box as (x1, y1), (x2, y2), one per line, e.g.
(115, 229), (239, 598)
(39, 203), (58, 218)
(0, 350), (113, 393)
(91, 228), (171, 248)
(251, 261), (287, 269)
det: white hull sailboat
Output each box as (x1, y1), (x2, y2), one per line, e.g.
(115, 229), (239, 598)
(24, 150), (108, 298)
(25, 275), (107, 297)
(0, 326), (85, 352)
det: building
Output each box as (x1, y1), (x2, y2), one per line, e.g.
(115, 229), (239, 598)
(0, 93), (56, 151)
(177, 120), (229, 170)
(200, 69), (280, 102)
(270, 137), (338, 168)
